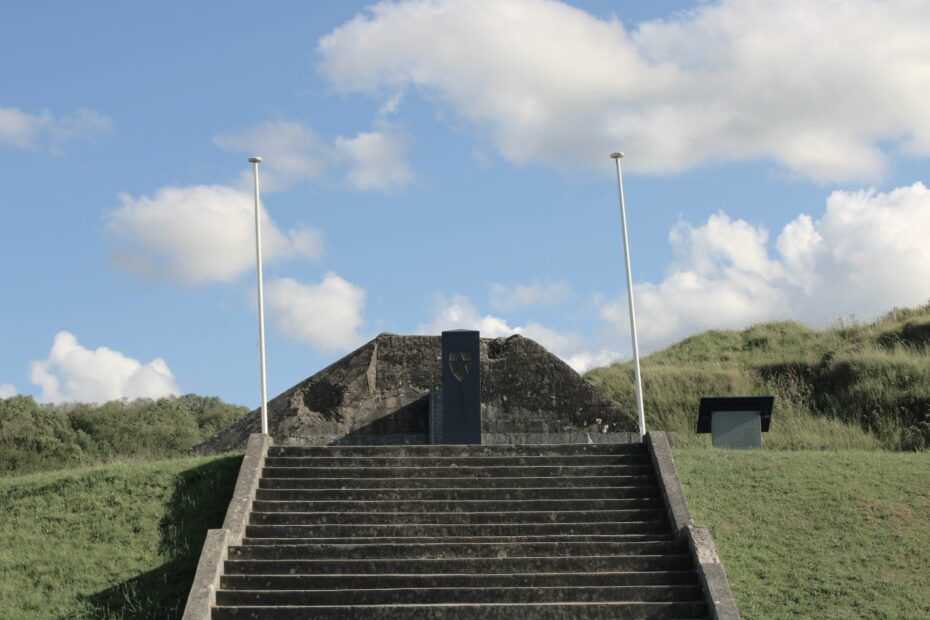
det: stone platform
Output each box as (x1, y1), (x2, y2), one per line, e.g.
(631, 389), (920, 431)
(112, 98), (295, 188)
(194, 334), (637, 454)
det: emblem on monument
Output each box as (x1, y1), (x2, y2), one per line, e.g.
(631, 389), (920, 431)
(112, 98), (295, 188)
(448, 351), (471, 381)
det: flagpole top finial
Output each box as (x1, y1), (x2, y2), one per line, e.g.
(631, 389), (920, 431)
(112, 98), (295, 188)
(610, 152), (624, 160)
(248, 156), (263, 163)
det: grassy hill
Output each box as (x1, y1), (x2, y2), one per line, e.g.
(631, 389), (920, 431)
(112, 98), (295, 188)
(0, 450), (926, 618)
(586, 303), (930, 450)
(677, 449), (930, 618)
(0, 454), (240, 619)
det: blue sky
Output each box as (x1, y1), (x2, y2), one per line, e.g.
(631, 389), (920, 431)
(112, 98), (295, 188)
(2, 0), (929, 406)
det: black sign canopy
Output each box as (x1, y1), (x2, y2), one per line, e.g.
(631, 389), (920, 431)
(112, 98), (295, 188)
(697, 396), (774, 434)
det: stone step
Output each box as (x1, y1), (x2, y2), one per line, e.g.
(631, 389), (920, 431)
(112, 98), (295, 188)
(259, 475), (655, 490)
(268, 444), (644, 458)
(229, 540), (686, 560)
(250, 497), (663, 513)
(221, 569), (701, 591)
(215, 584), (705, 606)
(212, 601), (708, 619)
(248, 508), (667, 526)
(224, 554), (694, 576)
(241, 534), (676, 546)
(264, 454), (648, 468)
(245, 521), (670, 540)
(254, 485), (660, 502)
(261, 465), (653, 479)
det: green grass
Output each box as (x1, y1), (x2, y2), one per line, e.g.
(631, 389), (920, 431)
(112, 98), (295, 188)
(0, 454), (241, 619)
(586, 303), (930, 450)
(677, 448), (930, 619)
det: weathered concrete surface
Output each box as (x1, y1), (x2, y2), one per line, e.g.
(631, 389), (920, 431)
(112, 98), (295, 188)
(645, 431), (740, 620)
(181, 528), (228, 620)
(645, 432), (692, 532)
(182, 433), (271, 620)
(222, 433), (272, 543)
(483, 432), (638, 445)
(686, 525), (740, 620)
(194, 334), (635, 453)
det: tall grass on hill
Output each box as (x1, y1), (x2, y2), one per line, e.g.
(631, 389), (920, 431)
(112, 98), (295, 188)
(586, 303), (930, 450)
(0, 394), (247, 475)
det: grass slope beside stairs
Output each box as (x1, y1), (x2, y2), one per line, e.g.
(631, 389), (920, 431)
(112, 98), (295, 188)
(676, 448), (930, 619)
(0, 454), (240, 619)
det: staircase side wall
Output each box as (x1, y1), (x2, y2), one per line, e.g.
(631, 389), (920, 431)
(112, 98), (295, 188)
(646, 432), (740, 620)
(182, 433), (272, 620)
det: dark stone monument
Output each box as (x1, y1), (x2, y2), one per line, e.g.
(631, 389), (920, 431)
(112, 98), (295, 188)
(437, 330), (481, 444)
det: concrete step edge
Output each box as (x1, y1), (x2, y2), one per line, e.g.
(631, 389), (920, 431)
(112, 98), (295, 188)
(226, 553), (691, 566)
(212, 601), (702, 608)
(241, 534), (676, 544)
(263, 454), (646, 460)
(214, 584), (706, 604)
(269, 445), (644, 455)
(220, 569), (700, 579)
(249, 509), (663, 517)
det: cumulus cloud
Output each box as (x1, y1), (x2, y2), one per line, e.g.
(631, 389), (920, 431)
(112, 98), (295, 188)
(600, 182), (930, 351)
(489, 280), (572, 311)
(0, 383), (17, 398)
(106, 184), (323, 285)
(781, 182), (930, 322)
(418, 294), (617, 373)
(335, 129), (414, 192)
(214, 120), (329, 192)
(29, 332), (179, 403)
(216, 119), (414, 193)
(418, 294), (517, 339)
(319, 0), (930, 183)
(0, 106), (111, 152)
(265, 274), (367, 352)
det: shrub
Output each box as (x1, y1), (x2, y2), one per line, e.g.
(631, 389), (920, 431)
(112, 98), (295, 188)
(0, 395), (247, 475)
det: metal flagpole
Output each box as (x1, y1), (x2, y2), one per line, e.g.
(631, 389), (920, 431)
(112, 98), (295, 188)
(611, 152), (646, 438)
(249, 156), (269, 435)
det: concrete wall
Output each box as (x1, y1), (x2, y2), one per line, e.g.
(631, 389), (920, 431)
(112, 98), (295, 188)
(646, 432), (740, 620)
(194, 334), (636, 453)
(182, 433), (272, 620)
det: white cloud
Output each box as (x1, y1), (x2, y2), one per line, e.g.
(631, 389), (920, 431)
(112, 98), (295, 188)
(418, 294), (617, 373)
(265, 274), (367, 352)
(0, 108), (46, 149)
(214, 120), (329, 192)
(599, 182), (930, 351)
(489, 280), (572, 311)
(418, 294), (516, 339)
(29, 332), (179, 404)
(0, 106), (111, 151)
(335, 129), (414, 192)
(318, 0), (930, 183)
(0, 383), (17, 399)
(106, 184), (323, 286)
(781, 182), (930, 322)
(377, 91), (404, 119)
(216, 119), (414, 193)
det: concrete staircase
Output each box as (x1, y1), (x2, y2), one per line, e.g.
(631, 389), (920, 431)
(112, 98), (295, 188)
(209, 442), (714, 619)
